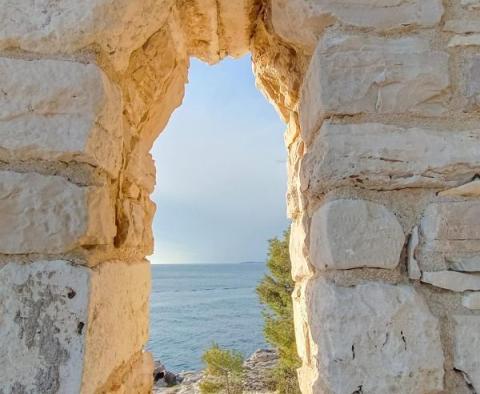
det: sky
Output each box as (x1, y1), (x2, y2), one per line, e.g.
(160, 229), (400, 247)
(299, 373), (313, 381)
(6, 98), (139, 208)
(149, 55), (289, 264)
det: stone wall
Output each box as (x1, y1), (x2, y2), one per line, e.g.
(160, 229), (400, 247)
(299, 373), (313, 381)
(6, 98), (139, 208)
(0, 0), (479, 393)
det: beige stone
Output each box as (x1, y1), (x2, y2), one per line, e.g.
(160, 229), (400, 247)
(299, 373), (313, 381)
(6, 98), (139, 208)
(81, 260), (151, 393)
(463, 55), (480, 110)
(449, 34), (480, 48)
(439, 180), (480, 197)
(0, 260), (89, 393)
(408, 227), (422, 280)
(462, 293), (480, 309)
(447, 256), (480, 273)
(0, 171), (116, 254)
(300, 34), (449, 143)
(444, 20), (480, 34)
(462, 0), (480, 9)
(453, 316), (480, 392)
(310, 199), (405, 271)
(271, 0), (444, 53)
(0, 58), (123, 176)
(0, 0), (175, 70)
(421, 271), (480, 292)
(301, 123), (480, 195)
(303, 279), (444, 393)
(290, 215), (314, 281)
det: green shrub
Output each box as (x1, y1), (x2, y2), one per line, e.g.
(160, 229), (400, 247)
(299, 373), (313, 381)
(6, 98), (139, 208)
(200, 343), (245, 394)
(257, 229), (301, 394)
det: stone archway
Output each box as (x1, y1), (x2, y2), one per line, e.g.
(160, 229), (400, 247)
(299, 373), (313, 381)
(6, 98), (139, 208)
(1, 1), (480, 393)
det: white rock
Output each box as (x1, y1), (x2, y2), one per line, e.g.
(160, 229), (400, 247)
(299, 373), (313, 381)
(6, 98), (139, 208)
(271, 0), (444, 52)
(462, 293), (480, 309)
(408, 227), (422, 280)
(449, 34), (480, 48)
(463, 55), (480, 110)
(462, 0), (480, 10)
(0, 261), (89, 393)
(0, 171), (116, 254)
(421, 271), (480, 292)
(304, 279), (444, 393)
(453, 316), (480, 392)
(0, 0), (175, 70)
(447, 256), (480, 272)
(300, 34), (450, 143)
(310, 200), (405, 271)
(290, 215), (314, 281)
(421, 202), (480, 242)
(439, 180), (480, 197)
(444, 20), (480, 34)
(301, 122), (480, 194)
(0, 58), (123, 176)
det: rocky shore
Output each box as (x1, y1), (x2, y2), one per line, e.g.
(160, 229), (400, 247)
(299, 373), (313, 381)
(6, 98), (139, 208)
(153, 349), (278, 394)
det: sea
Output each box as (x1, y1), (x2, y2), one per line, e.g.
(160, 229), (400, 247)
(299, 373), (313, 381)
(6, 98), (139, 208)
(147, 262), (268, 372)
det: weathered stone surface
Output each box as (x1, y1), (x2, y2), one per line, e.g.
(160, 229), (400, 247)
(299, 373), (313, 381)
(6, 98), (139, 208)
(81, 260), (151, 393)
(290, 215), (314, 281)
(0, 58), (123, 176)
(439, 180), (480, 197)
(0, 0), (175, 70)
(300, 34), (449, 143)
(462, 293), (480, 309)
(0, 260), (89, 393)
(301, 123), (480, 195)
(310, 200), (405, 271)
(271, 0), (444, 53)
(462, 55), (480, 110)
(444, 20), (480, 34)
(453, 316), (480, 392)
(447, 256), (480, 273)
(408, 227), (422, 280)
(421, 271), (480, 292)
(0, 171), (116, 254)
(462, 0), (480, 9)
(449, 34), (480, 48)
(304, 279), (444, 393)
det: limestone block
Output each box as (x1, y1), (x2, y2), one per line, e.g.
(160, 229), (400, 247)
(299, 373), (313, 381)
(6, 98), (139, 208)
(0, 171), (116, 254)
(0, 57), (123, 176)
(448, 256), (480, 272)
(300, 34), (449, 143)
(290, 215), (314, 281)
(463, 293), (480, 309)
(301, 123), (480, 195)
(449, 35), (480, 48)
(439, 180), (480, 197)
(271, 0), (444, 53)
(462, 55), (480, 110)
(421, 271), (480, 292)
(310, 200), (405, 271)
(408, 227), (422, 280)
(0, 261), (90, 393)
(444, 20), (480, 34)
(453, 316), (480, 392)
(462, 0), (480, 9)
(304, 279), (444, 393)
(81, 260), (151, 393)
(0, 0), (175, 70)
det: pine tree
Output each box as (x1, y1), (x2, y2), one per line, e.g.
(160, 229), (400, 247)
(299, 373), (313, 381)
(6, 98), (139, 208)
(257, 229), (301, 393)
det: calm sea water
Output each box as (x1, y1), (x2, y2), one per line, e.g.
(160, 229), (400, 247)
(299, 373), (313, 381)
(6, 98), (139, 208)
(147, 263), (268, 372)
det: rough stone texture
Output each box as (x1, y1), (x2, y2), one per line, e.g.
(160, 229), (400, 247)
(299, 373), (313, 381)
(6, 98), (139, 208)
(453, 316), (480, 392)
(0, 0), (175, 70)
(303, 279), (445, 394)
(301, 123), (480, 195)
(290, 215), (314, 281)
(421, 271), (480, 292)
(0, 57), (123, 176)
(81, 260), (151, 393)
(300, 34), (449, 144)
(310, 199), (405, 271)
(448, 256), (480, 273)
(462, 293), (480, 309)
(271, 0), (444, 53)
(0, 171), (116, 254)
(439, 180), (480, 197)
(463, 55), (480, 111)
(408, 227), (422, 280)
(462, 0), (480, 9)
(0, 261), (89, 393)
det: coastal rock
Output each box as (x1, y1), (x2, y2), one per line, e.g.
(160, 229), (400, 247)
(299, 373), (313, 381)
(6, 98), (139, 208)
(453, 316), (480, 391)
(243, 349), (278, 393)
(421, 271), (480, 292)
(309, 199), (405, 271)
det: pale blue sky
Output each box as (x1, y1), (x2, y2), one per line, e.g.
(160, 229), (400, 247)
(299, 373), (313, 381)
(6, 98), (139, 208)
(149, 55), (289, 264)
